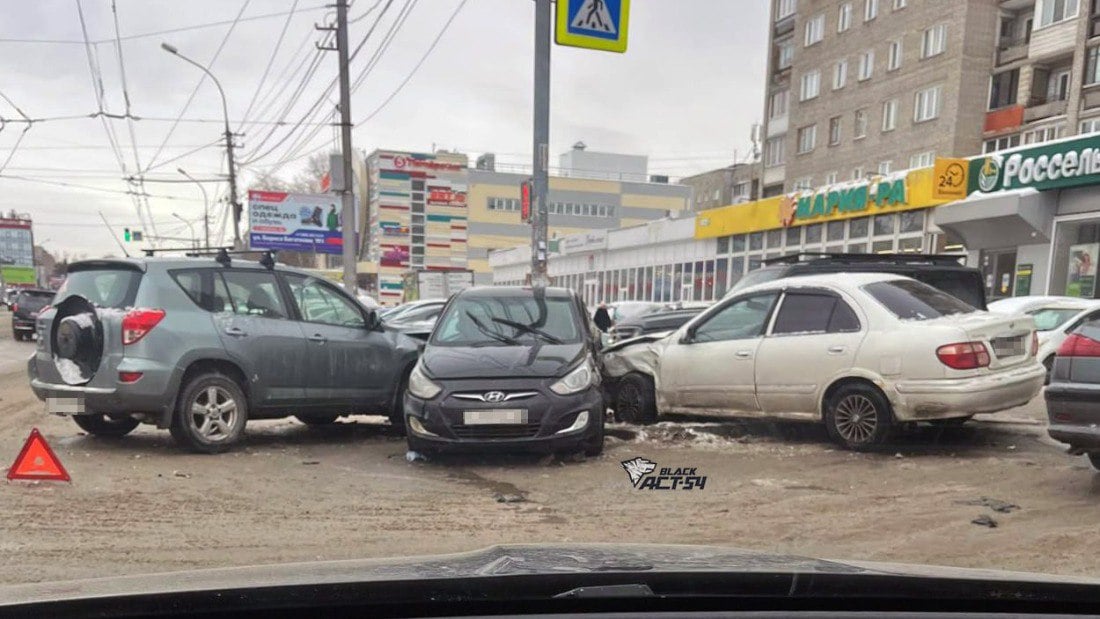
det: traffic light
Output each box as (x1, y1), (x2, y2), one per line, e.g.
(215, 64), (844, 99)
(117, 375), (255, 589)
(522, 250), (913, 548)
(123, 228), (131, 242)
(520, 178), (532, 222)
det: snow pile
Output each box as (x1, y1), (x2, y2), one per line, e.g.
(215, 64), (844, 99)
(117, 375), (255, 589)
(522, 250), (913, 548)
(54, 357), (89, 385)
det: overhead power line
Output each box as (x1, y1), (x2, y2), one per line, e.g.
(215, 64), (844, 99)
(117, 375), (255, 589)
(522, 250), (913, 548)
(237, 0), (301, 132)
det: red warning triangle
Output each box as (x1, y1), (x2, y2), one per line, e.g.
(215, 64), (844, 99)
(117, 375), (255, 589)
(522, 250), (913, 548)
(7, 428), (70, 482)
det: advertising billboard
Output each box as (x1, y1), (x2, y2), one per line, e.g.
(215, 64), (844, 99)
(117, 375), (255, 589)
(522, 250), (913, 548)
(248, 191), (344, 254)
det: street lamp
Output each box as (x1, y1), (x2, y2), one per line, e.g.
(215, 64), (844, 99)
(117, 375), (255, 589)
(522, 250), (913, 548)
(177, 167), (210, 248)
(172, 213), (198, 249)
(161, 42), (241, 248)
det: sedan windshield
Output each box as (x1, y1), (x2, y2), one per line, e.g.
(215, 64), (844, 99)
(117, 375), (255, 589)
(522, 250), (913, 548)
(863, 279), (977, 321)
(432, 295), (582, 346)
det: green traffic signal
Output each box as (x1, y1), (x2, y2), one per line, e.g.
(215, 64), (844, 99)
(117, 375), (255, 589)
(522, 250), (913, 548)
(124, 228), (131, 242)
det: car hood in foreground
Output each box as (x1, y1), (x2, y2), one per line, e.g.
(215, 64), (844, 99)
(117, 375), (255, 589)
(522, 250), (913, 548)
(423, 342), (586, 379)
(2, 543), (1098, 609)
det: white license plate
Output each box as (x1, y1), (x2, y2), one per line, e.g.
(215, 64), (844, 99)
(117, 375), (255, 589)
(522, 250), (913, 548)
(463, 409), (528, 425)
(46, 396), (85, 415)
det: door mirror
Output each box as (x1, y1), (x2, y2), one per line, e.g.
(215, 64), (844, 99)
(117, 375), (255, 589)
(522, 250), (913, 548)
(681, 325), (697, 344)
(365, 309), (382, 331)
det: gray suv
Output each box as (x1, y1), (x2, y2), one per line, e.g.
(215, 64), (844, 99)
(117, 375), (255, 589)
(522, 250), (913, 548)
(28, 255), (420, 453)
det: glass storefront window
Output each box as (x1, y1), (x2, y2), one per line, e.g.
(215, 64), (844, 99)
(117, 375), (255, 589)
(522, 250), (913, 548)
(898, 237), (922, 253)
(702, 260), (715, 300)
(849, 217), (869, 238)
(732, 234), (746, 252)
(848, 243), (866, 253)
(786, 226), (801, 246)
(766, 229), (783, 250)
(671, 264), (682, 301)
(749, 232), (763, 250)
(872, 239), (894, 253)
(730, 256), (745, 287)
(826, 244), (843, 253)
(827, 220), (845, 241)
(717, 236), (730, 253)
(748, 255), (762, 271)
(644, 266), (654, 301)
(715, 257), (729, 298)
(873, 213), (896, 236)
(899, 210), (924, 233)
(805, 224), (823, 244)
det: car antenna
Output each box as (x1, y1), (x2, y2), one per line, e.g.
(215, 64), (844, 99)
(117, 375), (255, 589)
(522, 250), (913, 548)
(98, 211), (130, 258)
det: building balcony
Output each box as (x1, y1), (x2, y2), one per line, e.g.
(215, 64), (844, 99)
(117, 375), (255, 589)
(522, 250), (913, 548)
(1082, 84), (1100, 109)
(996, 37), (1029, 65)
(774, 13), (794, 36)
(984, 105), (1025, 133)
(1029, 19), (1077, 61)
(766, 115), (788, 138)
(1024, 97), (1068, 122)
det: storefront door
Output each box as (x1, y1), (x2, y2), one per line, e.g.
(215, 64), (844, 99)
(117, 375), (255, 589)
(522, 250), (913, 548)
(981, 249), (1017, 301)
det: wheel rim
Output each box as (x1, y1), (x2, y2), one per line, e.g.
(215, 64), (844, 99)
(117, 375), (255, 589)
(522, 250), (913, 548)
(618, 383), (641, 422)
(833, 394), (878, 444)
(188, 386), (238, 442)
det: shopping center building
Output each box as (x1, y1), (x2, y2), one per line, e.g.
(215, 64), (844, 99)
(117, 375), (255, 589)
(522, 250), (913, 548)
(491, 133), (1100, 307)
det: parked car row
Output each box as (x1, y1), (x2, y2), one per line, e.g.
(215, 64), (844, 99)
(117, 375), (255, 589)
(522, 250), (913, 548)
(11, 288), (54, 341)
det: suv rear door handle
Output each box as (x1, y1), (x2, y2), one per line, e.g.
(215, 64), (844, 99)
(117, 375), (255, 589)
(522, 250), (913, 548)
(827, 345), (847, 354)
(224, 327), (247, 337)
(308, 334), (327, 344)
(734, 350), (752, 359)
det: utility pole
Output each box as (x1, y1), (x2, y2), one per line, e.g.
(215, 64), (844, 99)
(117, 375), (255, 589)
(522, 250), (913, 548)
(335, 0), (357, 292)
(530, 0), (551, 286)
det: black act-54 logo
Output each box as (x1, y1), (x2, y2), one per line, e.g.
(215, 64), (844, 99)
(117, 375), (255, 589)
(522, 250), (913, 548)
(621, 457), (707, 490)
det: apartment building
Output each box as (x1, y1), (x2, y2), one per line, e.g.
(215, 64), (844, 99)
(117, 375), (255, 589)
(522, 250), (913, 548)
(679, 163), (761, 212)
(760, 0), (999, 196)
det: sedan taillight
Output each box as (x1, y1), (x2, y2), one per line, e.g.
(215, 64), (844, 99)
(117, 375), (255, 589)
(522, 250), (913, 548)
(936, 342), (991, 370)
(1057, 333), (1100, 358)
(122, 309), (165, 345)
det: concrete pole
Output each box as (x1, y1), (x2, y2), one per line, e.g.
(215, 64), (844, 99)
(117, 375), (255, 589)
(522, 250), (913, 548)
(530, 0), (551, 286)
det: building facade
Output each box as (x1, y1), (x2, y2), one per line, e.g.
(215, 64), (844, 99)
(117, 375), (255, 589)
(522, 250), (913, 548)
(760, 0), (999, 196)
(557, 142), (648, 181)
(680, 163), (760, 212)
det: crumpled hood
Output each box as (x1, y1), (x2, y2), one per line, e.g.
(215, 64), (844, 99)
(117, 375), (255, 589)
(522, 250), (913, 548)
(601, 334), (671, 379)
(2, 543), (1098, 607)
(423, 342), (585, 379)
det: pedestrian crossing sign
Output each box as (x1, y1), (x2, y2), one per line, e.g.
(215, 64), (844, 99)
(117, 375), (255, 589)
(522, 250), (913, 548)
(556, 0), (629, 53)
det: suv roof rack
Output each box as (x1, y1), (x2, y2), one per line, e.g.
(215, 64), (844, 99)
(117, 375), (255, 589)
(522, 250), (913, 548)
(141, 247), (278, 269)
(762, 252), (966, 267)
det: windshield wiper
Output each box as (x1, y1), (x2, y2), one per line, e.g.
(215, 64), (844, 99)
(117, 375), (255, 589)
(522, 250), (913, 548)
(491, 317), (564, 344)
(466, 312), (519, 345)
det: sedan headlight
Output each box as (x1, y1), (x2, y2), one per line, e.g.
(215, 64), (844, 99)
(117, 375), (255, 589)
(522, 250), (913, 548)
(550, 358), (598, 395)
(407, 363), (442, 400)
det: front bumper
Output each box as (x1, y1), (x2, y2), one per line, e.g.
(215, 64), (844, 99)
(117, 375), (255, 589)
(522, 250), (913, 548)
(890, 361), (1045, 421)
(404, 378), (604, 454)
(1046, 383), (1100, 450)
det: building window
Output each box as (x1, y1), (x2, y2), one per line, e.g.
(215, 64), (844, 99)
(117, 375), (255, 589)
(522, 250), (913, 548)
(864, 0), (878, 21)
(793, 177), (813, 191)
(824, 171), (839, 184)
(1081, 118), (1100, 134)
(833, 59), (848, 89)
(805, 13), (825, 46)
(800, 69), (821, 100)
(1086, 47), (1100, 85)
(914, 85), (942, 122)
(776, 0), (797, 20)
(858, 50), (874, 80)
(769, 89), (789, 119)
(1048, 68), (1071, 102)
(983, 135), (1021, 152)
(887, 40), (903, 71)
(882, 98), (898, 131)
(909, 150), (935, 168)
(1037, 0), (1079, 28)
(732, 182), (750, 201)
(765, 136), (786, 167)
(1023, 124), (1066, 144)
(797, 125), (817, 153)
(778, 38), (794, 69)
(838, 2), (853, 31)
(854, 108), (868, 138)
(893, 0), (907, 9)
(852, 167), (865, 180)
(828, 115), (842, 145)
(989, 69), (1019, 109)
(878, 160), (892, 175)
(921, 24), (947, 58)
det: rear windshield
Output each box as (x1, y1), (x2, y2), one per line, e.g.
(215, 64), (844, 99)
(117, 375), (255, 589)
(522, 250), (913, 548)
(16, 291), (53, 309)
(1028, 307), (1084, 332)
(863, 279), (977, 321)
(432, 294), (582, 346)
(907, 271), (986, 310)
(56, 269), (141, 309)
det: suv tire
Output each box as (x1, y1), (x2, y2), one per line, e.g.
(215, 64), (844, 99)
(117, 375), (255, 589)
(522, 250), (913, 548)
(73, 414), (140, 437)
(614, 373), (658, 425)
(170, 372), (248, 454)
(825, 383), (894, 451)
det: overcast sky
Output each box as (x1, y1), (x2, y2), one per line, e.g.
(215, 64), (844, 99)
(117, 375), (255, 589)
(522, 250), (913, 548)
(0, 0), (767, 257)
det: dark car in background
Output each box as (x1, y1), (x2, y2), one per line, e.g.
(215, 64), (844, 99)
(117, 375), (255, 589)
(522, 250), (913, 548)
(403, 286), (604, 456)
(729, 253), (988, 310)
(608, 307), (707, 343)
(1046, 315), (1100, 469)
(11, 288), (54, 340)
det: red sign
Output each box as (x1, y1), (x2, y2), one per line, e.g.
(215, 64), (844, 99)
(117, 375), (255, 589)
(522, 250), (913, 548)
(0, 218), (31, 230)
(521, 179), (532, 222)
(390, 155), (462, 172)
(247, 190), (288, 203)
(7, 428), (70, 482)
(428, 188), (467, 206)
(320, 172), (331, 193)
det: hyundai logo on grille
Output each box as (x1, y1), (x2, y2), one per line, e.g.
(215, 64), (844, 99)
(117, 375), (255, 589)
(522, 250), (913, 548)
(484, 391), (506, 403)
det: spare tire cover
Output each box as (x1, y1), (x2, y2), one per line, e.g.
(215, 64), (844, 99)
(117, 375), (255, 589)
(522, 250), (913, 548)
(51, 295), (103, 386)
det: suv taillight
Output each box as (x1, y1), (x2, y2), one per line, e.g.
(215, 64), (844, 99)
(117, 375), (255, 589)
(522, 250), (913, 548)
(936, 342), (991, 370)
(122, 309), (165, 345)
(11, 303), (16, 314)
(1057, 333), (1100, 358)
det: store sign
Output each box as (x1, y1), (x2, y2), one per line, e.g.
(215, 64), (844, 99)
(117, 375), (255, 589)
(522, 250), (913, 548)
(969, 135), (1100, 194)
(0, 265), (35, 285)
(561, 229), (607, 254)
(933, 158), (969, 200)
(1015, 263), (1033, 297)
(787, 178), (907, 226)
(391, 155), (463, 171)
